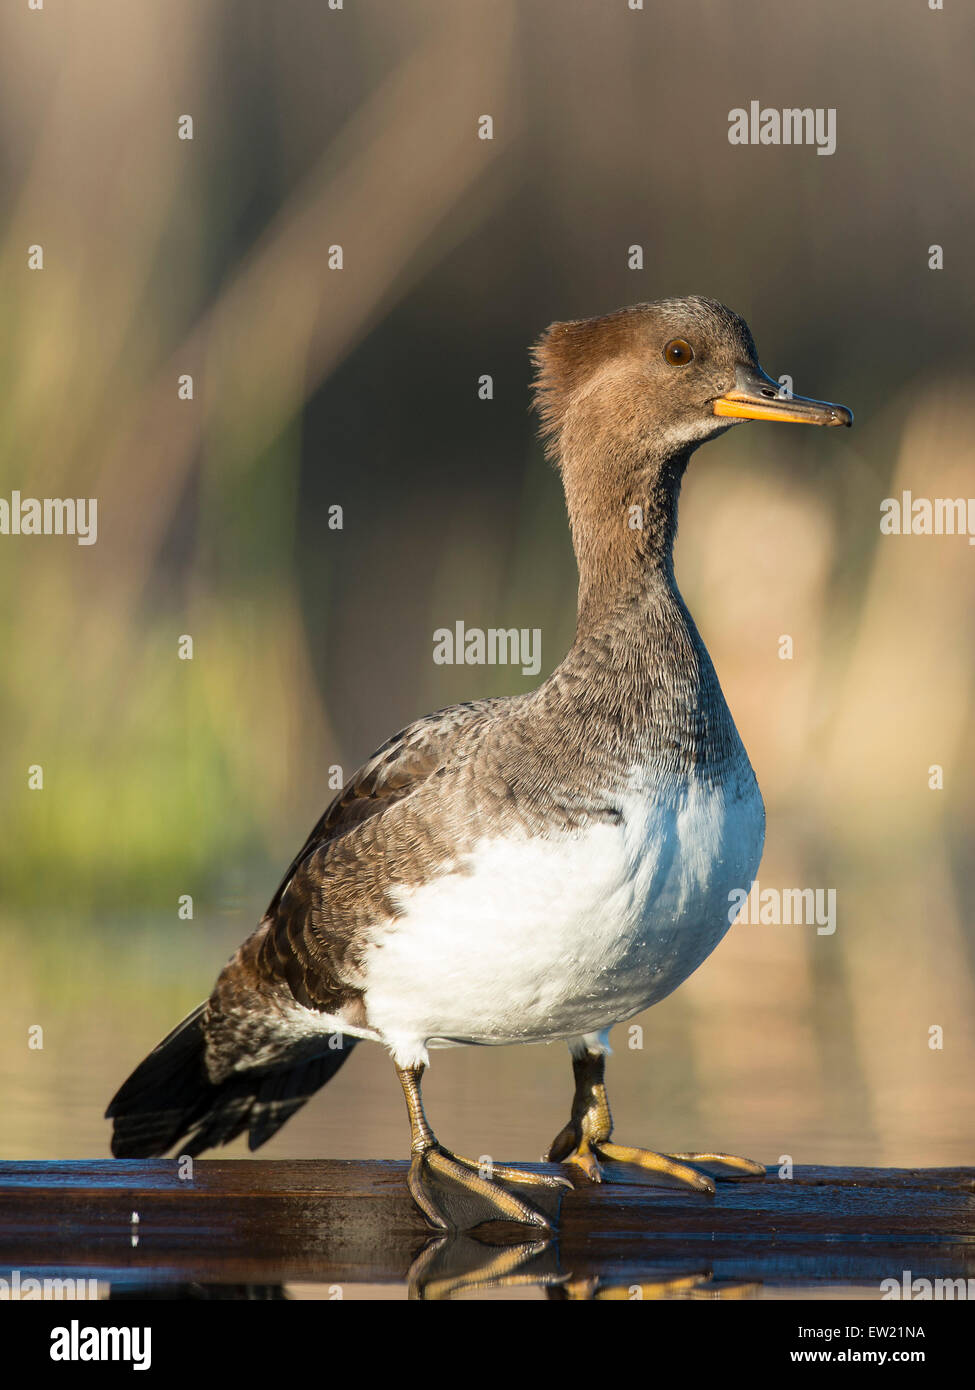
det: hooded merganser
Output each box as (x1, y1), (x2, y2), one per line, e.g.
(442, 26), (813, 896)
(108, 297), (852, 1231)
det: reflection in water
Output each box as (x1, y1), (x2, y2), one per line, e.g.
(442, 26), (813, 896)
(101, 1237), (763, 1302)
(110, 1283), (289, 1301)
(548, 1275), (760, 1302)
(406, 1234), (561, 1300)
(98, 1234), (762, 1295)
(406, 1236), (763, 1301)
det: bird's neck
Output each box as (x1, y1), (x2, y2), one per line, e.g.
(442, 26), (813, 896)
(552, 443), (743, 776)
(563, 446), (688, 637)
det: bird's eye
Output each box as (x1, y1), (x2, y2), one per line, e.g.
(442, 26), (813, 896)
(663, 338), (694, 367)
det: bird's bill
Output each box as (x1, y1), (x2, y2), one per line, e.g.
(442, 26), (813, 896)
(713, 363), (853, 427)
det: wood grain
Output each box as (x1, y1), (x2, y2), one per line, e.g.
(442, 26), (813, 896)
(1, 1161), (972, 1296)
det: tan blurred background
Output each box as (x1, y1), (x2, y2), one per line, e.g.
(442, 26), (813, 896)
(1, 0), (972, 1170)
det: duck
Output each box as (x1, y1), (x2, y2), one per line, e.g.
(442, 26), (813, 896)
(107, 296), (852, 1231)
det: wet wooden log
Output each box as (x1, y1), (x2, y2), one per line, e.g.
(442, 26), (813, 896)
(0, 1161), (972, 1296)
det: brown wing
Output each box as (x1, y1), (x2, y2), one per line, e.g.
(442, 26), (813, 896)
(252, 698), (503, 1013)
(265, 698), (500, 917)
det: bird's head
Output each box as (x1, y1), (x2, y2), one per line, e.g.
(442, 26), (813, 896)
(531, 296), (852, 607)
(532, 295), (852, 473)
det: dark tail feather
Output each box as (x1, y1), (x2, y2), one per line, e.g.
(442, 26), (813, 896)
(106, 1005), (357, 1158)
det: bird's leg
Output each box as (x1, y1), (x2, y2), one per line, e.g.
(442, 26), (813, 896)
(397, 1063), (569, 1232)
(546, 1046), (765, 1192)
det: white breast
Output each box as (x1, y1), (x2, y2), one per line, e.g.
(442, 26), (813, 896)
(361, 764), (765, 1068)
